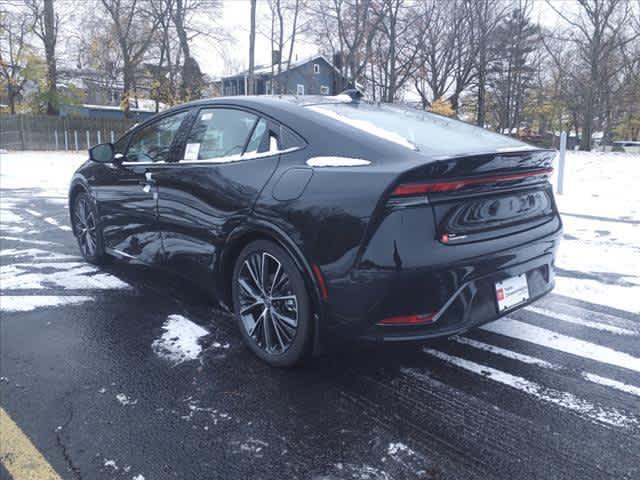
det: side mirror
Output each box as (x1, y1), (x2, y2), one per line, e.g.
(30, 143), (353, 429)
(89, 143), (115, 163)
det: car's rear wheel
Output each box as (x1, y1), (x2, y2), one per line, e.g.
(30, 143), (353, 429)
(72, 192), (107, 265)
(232, 240), (313, 367)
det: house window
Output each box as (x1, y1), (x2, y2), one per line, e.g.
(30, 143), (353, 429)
(320, 85), (330, 95)
(296, 84), (304, 96)
(313, 63), (320, 74)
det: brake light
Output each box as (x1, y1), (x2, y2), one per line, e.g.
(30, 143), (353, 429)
(391, 168), (553, 197)
(377, 313), (436, 326)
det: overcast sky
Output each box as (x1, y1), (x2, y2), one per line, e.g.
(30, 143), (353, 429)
(193, 0), (573, 79)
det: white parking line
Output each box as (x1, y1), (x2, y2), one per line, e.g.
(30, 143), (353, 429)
(456, 336), (640, 399)
(421, 348), (637, 428)
(582, 373), (640, 398)
(25, 209), (42, 217)
(453, 336), (560, 369)
(525, 306), (637, 336)
(44, 216), (72, 232)
(481, 318), (640, 373)
(0, 236), (62, 246)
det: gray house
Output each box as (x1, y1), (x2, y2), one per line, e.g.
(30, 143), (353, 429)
(222, 54), (351, 97)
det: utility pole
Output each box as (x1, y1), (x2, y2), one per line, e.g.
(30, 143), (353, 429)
(248, 0), (257, 95)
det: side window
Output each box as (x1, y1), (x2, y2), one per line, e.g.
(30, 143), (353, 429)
(244, 118), (268, 154)
(279, 125), (305, 150)
(184, 108), (258, 160)
(114, 132), (131, 154)
(126, 111), (189, 163)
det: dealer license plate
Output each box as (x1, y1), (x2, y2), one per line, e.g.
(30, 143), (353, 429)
(495, 274), (530, 312)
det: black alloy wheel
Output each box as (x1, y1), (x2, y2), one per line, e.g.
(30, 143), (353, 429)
(232, 240), (313, 367)
(72, 192), (106, 264)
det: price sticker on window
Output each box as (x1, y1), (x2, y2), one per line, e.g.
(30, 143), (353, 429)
(184, 143), (200, 160)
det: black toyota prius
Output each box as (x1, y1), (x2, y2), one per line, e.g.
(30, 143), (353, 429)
(68, 93), (561, 366)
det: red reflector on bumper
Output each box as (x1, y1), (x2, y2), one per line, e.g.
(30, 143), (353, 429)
(312, 264), (328, 300)
(377, 313), (436, 326)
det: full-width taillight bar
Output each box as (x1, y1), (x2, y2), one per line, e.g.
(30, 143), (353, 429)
(391, 167), (553, 197)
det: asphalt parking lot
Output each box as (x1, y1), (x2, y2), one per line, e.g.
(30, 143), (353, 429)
(2, 170), (640, 480)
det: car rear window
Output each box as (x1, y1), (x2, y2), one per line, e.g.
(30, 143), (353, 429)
(307, 103), (532, 156)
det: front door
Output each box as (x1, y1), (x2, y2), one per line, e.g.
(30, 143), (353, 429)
(153, 107), (280, 287)
(94, 110), (190, 263)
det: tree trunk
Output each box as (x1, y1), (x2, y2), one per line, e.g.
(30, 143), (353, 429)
(248, 0), (256, 95)
(43, 0), (58, 115)
(284, 0), (299, 94)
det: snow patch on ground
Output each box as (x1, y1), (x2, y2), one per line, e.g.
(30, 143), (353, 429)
(43, 216), (72, 232)
(152, 314), (209, 365)
(387, 442), (414, 456)
(551, 152), (640, 313)
(0, 295), (92, 312)
(317, 463), (392, 480)
(116, 393), (138, 406)
(0, 248), (78, 260)
(0, 236), (61, 246)
(179, 397), (232, 424)
(0, 262), (129, 290)
(0, 150), (86, 199)
(233, 438), (269, 457)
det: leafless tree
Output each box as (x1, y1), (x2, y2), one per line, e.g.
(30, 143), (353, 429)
(469, 0), (506, 126)
(371, 0), (423, 102)
(306, 0), (380, 91)
(100, 0), (160, 113)
(411, 0), (457, 109)
(0, 9), (32, 114)
(25, 0), (59, 114)
(545, 0), (639, 149)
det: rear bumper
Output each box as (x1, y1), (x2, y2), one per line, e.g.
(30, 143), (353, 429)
(321, 221), (561, 344)
(359, 255), (554, 342)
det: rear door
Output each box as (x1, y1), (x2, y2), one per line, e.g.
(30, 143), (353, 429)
(94, 110), (190, 263)
(153, 106), (281, 286)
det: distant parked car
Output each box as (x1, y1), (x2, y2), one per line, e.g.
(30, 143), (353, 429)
(612, 141), (640, 153)
(68, 94), (562, 366)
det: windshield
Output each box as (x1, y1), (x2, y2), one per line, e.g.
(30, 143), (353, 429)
(307, 102), (533, 156)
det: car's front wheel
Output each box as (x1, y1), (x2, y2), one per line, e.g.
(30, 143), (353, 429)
(232, 240), (313, 367)
(72, 192), (107, 265)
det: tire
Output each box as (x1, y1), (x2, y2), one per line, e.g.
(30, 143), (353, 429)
(71, 192), (108, 265)
(232, 240), (314, 367)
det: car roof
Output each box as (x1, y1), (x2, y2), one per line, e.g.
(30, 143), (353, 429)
(164, 94), (357, 114)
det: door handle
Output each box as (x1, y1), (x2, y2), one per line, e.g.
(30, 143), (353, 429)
(141, 170), (155, 193)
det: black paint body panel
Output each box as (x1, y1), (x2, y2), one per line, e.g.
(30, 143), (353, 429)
(69, 96), (562, 349)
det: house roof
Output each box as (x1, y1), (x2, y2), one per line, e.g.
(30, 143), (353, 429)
(224, 54), (343, 79)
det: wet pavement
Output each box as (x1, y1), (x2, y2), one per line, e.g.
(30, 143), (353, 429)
(1, 188), (640, 480)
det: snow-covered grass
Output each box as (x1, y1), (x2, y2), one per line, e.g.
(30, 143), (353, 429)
(0, 150), (86, 200)
(550, 152), (640, 312)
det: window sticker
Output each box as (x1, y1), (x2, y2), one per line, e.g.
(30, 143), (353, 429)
(201, 112), (213, 121)
(184, 143), (201, 160)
